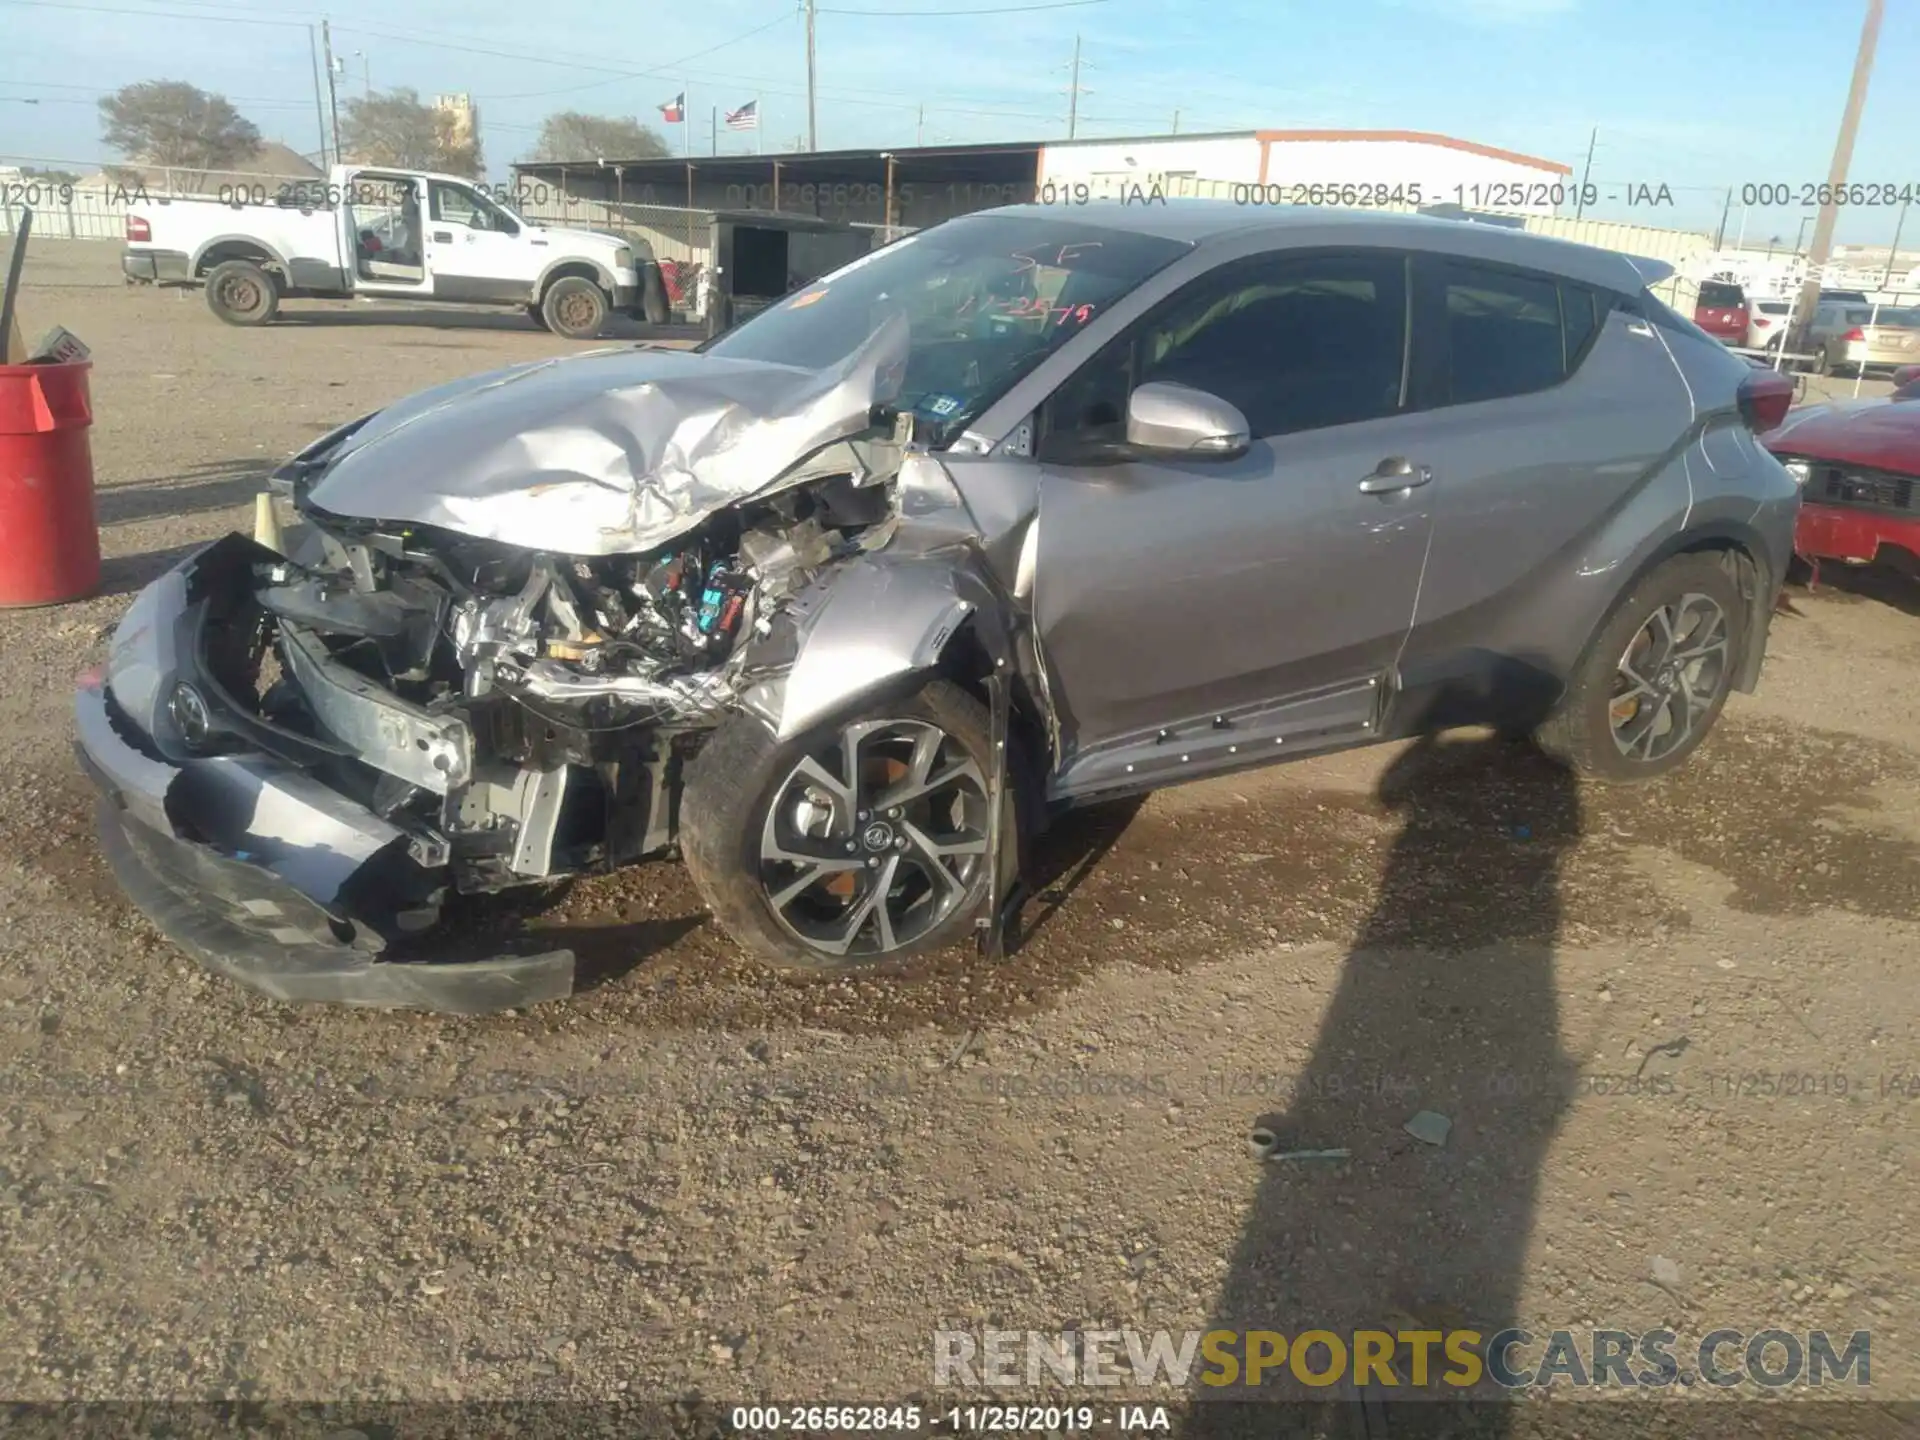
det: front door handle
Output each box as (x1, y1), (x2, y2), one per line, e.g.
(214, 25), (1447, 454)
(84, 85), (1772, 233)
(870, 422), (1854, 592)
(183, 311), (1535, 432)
(432, 229), (454, 243)
(1358, 457), (1432, 494)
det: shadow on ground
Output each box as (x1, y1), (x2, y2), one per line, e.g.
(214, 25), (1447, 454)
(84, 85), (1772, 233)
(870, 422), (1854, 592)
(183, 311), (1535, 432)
(271, 307), (699, 345)
(1183, 731), (1580, 1436)
(95, 459), (267, 527)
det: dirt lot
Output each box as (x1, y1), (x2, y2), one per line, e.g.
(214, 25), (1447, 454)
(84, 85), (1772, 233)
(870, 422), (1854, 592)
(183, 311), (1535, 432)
(2, 240), (1917, 1426)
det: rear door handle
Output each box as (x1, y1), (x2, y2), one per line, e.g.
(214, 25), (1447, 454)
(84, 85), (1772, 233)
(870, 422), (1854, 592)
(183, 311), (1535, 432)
(1358, 457), (1432, 494)
(432, 229), (453, 243)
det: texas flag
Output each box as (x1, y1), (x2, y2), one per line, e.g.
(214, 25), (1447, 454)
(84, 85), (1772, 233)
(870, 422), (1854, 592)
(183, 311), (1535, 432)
(658, 92), (685, 124)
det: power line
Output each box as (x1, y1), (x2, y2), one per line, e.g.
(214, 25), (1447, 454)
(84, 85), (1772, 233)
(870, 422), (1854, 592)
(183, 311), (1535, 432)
(0, 0), (308, 26)
(468, 11), (796, 101)
(818, 0), (1107, 11)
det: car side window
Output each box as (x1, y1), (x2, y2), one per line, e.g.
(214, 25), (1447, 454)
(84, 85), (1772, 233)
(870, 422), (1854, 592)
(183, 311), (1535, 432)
(1444, 261), (1567, 405)
(1560, 281), (1602, 368)
(1041, 250), (1410, 453)
(430, 182), (517, 233)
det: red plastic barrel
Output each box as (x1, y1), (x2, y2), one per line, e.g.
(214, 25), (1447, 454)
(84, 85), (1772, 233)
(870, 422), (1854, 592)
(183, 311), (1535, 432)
(0, 359), (100, 607)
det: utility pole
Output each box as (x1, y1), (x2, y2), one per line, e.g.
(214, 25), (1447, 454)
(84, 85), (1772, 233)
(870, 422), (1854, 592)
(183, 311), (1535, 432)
(711, 106), (718, 157)
(1714, 186), (1732, 249)
(1171, 109), (1180, 135)
(307, 25), (330, 167)
(804, 0), (818, 151)
(1574, 126), (1596, 220)
(1790, 0), (1884, 352)
(1066, 34), (1082, 140)
(320, 20), (342, 164)
(1883, 194), (1911, 289)
(916, 104), (924, 147)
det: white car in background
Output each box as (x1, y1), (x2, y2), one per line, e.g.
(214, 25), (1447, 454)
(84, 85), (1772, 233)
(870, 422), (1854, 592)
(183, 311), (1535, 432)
(1746, 299), (1793, 351)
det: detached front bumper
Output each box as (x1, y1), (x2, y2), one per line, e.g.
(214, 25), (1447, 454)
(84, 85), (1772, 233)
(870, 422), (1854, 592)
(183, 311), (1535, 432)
(71, 545), (576, 1014)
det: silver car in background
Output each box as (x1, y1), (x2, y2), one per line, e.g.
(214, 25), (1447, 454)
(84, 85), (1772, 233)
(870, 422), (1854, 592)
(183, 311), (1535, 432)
(73, 203), (1801, 1011)
(1818, 306), (1920, 377)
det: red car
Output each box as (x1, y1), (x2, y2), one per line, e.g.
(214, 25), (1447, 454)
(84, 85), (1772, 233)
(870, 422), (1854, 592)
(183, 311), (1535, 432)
(1763, 368), (1920, 577)
(1694, 279), (1751, 345)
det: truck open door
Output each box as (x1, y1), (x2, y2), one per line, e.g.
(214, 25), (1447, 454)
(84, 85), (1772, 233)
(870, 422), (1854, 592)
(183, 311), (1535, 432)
(339, 171), (435, 298)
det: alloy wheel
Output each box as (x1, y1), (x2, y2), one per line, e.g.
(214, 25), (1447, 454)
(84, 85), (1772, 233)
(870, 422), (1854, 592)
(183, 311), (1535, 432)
(757, 718), (989, 958)
(1608, 592), (1730, 764)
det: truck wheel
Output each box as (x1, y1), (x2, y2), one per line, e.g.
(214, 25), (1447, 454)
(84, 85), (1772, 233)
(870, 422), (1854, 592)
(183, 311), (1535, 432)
(681, 681), (1003, 972)
(540, 277), (609, 340)
(524, 302), (549, 332)
(1534, 553), (1744, 783)
(204, 259), (279, 326)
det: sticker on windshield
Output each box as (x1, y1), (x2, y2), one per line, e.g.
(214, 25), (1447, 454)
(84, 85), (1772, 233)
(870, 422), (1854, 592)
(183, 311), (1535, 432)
(922, 394), (963, 417)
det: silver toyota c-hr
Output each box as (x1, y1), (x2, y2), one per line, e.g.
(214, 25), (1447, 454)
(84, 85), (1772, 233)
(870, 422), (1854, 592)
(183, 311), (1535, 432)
(74, 202), (1801, 1011)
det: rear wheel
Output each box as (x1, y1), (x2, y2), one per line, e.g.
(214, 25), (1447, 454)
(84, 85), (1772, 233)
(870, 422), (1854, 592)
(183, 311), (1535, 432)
(204, 259), (279, 326)
(1535, 553), (1743, 782)
(681, 681), (1000, 971)
(540, 276), (609, 340)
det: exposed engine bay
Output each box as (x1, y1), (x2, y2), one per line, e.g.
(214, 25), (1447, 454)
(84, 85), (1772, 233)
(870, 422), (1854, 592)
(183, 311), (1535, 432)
(227, 460), (903, 911)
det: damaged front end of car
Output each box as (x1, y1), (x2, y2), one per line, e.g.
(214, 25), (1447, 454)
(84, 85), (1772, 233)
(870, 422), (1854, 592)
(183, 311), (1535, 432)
(74, 316), (1042, 1013)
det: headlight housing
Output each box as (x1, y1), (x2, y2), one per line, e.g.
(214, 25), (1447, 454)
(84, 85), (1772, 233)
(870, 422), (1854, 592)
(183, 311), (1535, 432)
(1782, 459), (1812, 487)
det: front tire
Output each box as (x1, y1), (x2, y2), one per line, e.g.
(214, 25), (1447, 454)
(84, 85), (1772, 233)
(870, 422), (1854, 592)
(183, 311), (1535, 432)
(1535, 553), (1743, 783)
(540, 276), (610, 340)
(204, 259), (279, 326)
(681, 681), (1000, 971)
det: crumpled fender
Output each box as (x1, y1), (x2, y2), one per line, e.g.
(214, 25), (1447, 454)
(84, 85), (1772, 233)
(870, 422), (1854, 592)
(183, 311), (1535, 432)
(754, 551), (980, 741)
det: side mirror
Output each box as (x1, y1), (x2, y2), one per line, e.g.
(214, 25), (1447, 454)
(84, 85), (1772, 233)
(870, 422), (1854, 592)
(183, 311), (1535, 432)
(1125, 381), (1251, 457)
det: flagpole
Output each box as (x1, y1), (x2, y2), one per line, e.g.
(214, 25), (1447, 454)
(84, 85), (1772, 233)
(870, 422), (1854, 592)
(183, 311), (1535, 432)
(757, 94), (763, 155)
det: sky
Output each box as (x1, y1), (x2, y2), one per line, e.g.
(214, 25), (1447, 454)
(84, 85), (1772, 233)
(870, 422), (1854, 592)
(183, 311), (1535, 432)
(3, 0), (1918, 245)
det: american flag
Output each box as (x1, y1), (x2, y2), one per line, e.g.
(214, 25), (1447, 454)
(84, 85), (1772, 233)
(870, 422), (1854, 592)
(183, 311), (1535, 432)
(658, 92), (685, 123)
(724, 100), (759, 131)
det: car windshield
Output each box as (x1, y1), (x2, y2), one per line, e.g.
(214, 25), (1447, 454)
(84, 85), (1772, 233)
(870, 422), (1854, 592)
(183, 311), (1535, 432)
(703, 213), (1192, 444)
(1869, 308), (1920, 327)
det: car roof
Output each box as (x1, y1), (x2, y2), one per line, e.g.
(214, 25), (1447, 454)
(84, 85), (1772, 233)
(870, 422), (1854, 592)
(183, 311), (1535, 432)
(971, 199), (1667, 294)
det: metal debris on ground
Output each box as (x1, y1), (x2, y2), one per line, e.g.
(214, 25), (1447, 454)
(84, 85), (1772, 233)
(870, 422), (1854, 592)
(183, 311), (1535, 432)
(1247, 1128), (1349, 1163)
(1403, 1110), (1453, 1146)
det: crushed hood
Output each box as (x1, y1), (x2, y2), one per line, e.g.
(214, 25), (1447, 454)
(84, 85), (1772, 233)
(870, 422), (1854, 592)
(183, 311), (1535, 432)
(301, 315), (909, 557)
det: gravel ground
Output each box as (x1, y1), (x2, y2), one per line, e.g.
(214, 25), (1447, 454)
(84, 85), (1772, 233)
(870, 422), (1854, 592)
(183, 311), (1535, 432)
(2, 241), (1917, 1426)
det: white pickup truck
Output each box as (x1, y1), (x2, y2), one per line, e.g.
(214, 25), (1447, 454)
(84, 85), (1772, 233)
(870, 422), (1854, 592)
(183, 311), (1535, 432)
(121, 163), (669, 338)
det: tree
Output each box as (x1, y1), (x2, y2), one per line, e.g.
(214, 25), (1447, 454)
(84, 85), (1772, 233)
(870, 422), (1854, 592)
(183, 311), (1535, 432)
(340, 88), (483, 177)
(531, 112), (669, 163)
(97, 81), (262, 170)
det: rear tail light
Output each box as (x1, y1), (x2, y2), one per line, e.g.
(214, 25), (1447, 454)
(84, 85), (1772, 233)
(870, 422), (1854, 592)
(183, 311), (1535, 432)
(1843, 327), (1866, 342)
(125, 215), (150, 242)
(1754, 317), (1773, 328)
(1738, 370), (1794, 433)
